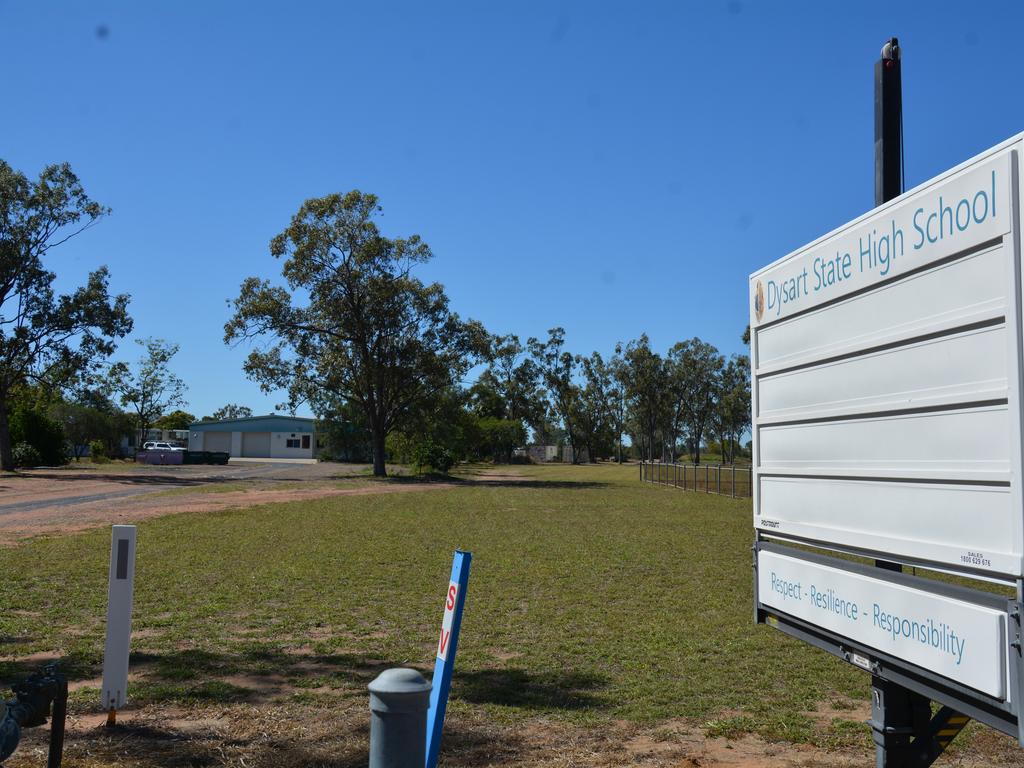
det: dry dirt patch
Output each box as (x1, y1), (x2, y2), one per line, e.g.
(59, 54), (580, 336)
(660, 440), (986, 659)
(0, 464), (451, 541)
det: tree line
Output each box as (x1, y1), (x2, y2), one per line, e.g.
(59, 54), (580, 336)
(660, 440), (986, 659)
(225, 189), (751, 474)
(0, 160), (749, 472)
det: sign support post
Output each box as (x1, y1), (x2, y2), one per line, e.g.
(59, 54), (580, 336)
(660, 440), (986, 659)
(425, 550), (471, 768)
(100, 525), (137, 727)
(869, 38), (966, 767)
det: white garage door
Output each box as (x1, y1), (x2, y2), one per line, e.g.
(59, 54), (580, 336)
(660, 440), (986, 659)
(242, 432), (271, 458)
(204, 431), (231, 453)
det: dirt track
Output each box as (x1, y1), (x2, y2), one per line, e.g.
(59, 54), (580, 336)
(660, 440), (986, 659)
(0, 461), (447, 541)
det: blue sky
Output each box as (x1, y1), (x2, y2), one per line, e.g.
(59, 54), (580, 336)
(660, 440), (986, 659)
(3, 1), (1024, 418)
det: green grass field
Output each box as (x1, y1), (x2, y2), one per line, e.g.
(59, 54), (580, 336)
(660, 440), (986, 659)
(1, 462), (1017, 766)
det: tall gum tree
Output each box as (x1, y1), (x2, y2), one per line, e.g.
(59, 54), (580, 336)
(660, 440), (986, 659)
(527, 328), (583, 463)
(104, 338), (188, 446)
(225, 191), (483, 477)
(668, 337), (724, 464)
(0, 161), (132, 470)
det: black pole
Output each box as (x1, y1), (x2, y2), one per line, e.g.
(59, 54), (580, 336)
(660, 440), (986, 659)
(874, 37), (904, 578)
(871, 41), (937, 768)
(875, 37), (902, 206)
(46, 676), (67, 768)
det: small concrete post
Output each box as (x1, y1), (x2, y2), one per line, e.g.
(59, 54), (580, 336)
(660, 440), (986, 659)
(369, 668), (432, 768)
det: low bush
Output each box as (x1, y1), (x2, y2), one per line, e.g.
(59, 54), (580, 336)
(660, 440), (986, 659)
(9, 406), (67, 466)
(411, 440), (455, 474)
(12, 442), (43, 468)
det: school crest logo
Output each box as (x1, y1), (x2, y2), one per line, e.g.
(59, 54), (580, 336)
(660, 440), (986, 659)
(753, 280), (765, 322)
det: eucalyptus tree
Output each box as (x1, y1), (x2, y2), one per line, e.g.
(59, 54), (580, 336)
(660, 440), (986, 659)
(607, 343), (628, 463)
(715, 354), (751, 463)
(0, 161), (132, 470)
(668, 337), (724, 464)
(210, 404), (253, 421)
(477, 332), (543, 445)
(622, 335), (670, 461)
(225, 191), (484, 477)
(577, 351), (617, 462)
(105, 338), (187, 446)
(527, 328), (583, 463)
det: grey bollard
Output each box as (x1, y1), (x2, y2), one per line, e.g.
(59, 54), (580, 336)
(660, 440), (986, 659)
(368, 668), (432, 768)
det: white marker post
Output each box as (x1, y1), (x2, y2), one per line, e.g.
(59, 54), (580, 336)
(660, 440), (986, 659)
(100, 525), (137, 726)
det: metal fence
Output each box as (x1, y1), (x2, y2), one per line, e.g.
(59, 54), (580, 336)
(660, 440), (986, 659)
(639, 461), (752, 498)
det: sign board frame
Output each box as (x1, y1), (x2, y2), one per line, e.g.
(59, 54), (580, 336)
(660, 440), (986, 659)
(749, 133), (1024, 743)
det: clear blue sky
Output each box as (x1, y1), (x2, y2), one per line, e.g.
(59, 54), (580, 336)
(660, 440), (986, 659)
(4, 1), (1023, 418)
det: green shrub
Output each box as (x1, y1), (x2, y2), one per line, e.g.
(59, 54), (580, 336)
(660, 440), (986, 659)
(9, 406), (67, 466)
(411, 440), (455, 474)
(12, 442), (43, 468)
(88, 439), (107, 460)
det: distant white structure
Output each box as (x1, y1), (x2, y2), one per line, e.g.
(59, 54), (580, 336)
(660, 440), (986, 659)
(527, 445), (558, 463)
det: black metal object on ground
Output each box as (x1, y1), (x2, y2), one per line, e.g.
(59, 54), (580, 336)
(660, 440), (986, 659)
(183, 451), (230, 465)
(0, 664), (68, 767)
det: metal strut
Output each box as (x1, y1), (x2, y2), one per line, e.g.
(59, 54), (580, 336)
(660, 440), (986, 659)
(870, 676), (971, 767)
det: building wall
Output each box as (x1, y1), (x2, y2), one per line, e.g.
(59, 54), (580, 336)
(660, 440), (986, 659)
(269, 431), (314, 459)
(528, 445), (558, 462)
(188, 429), (314, 458)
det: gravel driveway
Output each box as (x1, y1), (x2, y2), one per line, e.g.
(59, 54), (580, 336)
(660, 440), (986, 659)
(0, 461), (380, 541)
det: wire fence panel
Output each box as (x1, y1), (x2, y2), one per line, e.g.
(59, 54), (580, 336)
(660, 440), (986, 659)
(639, 461), (752, 498)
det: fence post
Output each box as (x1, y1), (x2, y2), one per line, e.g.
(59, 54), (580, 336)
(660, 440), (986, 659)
(705, 464), (709, 493)
(732, 465), (736, 498)
(717, 465), (721, 495)
(368, 668), (432, 768)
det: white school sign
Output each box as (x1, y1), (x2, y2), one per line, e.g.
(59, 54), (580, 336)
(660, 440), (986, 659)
(750, 135), (1023, 579)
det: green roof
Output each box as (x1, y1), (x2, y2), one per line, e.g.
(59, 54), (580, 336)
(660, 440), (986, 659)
(189, 415), (315, 433)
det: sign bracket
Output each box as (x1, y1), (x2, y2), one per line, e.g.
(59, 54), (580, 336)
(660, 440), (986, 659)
(869, 678), (972, 768)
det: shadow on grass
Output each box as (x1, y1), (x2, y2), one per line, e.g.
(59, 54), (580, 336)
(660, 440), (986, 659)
(63, 721), (372, 768)
(122, 646), (399, 706)
(437, 725), (525, 766)
(13, 469), (254, 488)
(1, 644), (400, 710)
(56, 703), (523, 768)
(0, 649), (99, 687)
(455, 668), (610, 711)
(380, 474), (610, 490)
(0, 635), (36, 645)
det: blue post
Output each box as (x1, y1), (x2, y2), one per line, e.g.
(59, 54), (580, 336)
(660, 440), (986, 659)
(425, 550), (471, 768)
